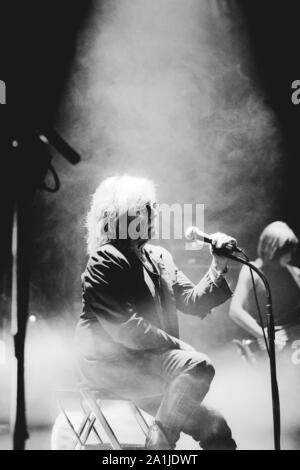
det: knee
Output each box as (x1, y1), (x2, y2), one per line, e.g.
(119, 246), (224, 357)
(202, 357), (215, 382)
(189, 353), (215, 383)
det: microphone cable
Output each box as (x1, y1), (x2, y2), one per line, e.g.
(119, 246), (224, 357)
(239, 249), (270, 357)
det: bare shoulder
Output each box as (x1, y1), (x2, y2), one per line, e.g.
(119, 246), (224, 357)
(286, 264), (300, 288)
(237, 258), (262, 284)
(287, 264), (300, 275)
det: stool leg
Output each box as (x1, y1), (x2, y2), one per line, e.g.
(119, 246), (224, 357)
(58, 399), (85, 449)
(80, 416), (97, 447)
(80, 399), (105, 445)
(80, 389), (122, 450)
(128, 402), (150, 436)
(72, 410), (94, 450)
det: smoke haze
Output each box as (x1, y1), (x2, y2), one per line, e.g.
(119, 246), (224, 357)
(1, 0), (293, 449)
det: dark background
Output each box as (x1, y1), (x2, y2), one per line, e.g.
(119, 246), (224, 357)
(1, 0), (300, 330)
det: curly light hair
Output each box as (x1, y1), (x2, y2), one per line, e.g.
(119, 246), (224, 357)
(86, 175), (156, 255)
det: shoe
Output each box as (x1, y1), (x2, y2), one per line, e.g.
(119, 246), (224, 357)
(200, 436), (237, 450)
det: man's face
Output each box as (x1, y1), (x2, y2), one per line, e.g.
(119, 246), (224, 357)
(138, 202), (159, 240)
(127, 202), (159, 242)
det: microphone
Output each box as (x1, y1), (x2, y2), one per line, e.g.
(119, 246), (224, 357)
(185, 226), (242, 254)
(37, 127), (81, 165)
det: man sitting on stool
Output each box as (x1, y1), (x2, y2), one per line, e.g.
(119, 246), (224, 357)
(75, 175), (237, 450)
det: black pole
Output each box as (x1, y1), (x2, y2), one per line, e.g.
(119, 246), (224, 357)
(10, 137), (47, 450)
(8, 126), (80, 450)
(266, 303), (281, 450)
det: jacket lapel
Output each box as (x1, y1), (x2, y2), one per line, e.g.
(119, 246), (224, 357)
(143, 267), (157, 299)
(111, 242), (179, 337)
(114, 242), (160, 308)
(146, 246), (179, 337)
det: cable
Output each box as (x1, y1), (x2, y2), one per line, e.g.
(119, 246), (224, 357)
(239, 249), (270, 356)
(40, 163), (60, 193)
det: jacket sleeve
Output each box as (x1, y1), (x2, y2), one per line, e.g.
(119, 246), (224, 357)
(83, 248), (182, 351)
(173, 267), (233, 318)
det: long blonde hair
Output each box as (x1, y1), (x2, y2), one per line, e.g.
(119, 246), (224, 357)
(86, 175), (156, 255)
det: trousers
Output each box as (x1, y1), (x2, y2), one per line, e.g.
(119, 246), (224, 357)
(76, 340), (236, 450)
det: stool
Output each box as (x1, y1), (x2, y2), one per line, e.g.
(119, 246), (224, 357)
(56, 388), (150, 450)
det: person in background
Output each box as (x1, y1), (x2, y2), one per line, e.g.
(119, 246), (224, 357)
(229, 221), (300, 352)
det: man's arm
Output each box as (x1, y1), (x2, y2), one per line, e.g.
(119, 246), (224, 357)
(173, 267), (232, 318)
(157, 236), (234, 318)
(83, 247), (183, 351)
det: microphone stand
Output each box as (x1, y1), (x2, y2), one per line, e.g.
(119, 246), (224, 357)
(8, 125), (80, 450)
(224, 251), (280, 451)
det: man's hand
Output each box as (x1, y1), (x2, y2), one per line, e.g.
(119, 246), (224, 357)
(210, 232), (238, 273)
